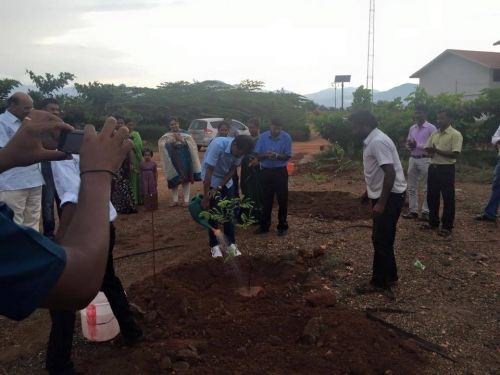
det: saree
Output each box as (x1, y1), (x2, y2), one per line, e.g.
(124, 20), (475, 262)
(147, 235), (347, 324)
(129, 131), (143, 205)
(158, 131), (201, 189)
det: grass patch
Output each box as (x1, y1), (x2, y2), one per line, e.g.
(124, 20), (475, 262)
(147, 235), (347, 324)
(456, 164), (494, 184)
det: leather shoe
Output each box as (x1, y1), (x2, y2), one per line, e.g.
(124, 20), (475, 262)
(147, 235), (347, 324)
(254, 227), (269, 235)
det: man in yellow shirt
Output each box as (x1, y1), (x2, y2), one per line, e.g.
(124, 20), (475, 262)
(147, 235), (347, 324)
(424, 109), (463, 237)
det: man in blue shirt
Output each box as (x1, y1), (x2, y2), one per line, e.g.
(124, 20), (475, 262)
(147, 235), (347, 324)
(253, 118), (292, 236)
(201, 135), (254, 257)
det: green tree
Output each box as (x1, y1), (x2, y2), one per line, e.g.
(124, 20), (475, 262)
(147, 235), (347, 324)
(237, 79), (265, 92)
(0, 78), (21, 107)
(26, 70), (75, 95)
(351, 86), (372, 110)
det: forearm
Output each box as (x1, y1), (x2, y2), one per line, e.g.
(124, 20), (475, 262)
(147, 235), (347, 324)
(379, 169), (396, 206)
(203, 168), (214, 195)
(0, 149), (12, 173)
(45, 173), (112, 309)
(276, 153), (290, 161)
(220, 166), (237, 187)
(256, 153), (268, 161)
(436, 149), (459, 158)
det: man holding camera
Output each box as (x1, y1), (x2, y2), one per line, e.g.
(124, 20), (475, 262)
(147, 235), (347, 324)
(1, 111), (133, 321)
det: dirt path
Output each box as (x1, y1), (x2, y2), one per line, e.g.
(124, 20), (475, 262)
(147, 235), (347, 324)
(1, 137), (498, 374)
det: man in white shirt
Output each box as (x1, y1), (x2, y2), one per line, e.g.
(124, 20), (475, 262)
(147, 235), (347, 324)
(475, 125), (500, 222)
(46, 154), (143, 375)
(350, 110), (407, 295)
(0, 92), (44, 230)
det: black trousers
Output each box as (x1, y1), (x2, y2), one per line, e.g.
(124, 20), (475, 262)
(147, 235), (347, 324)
(260, 167), (288, 231)
(371, 192), (405, 288)
(41, 161), (61, 238)
(427, 164), (455, 231)
(46, 224), (139, 375)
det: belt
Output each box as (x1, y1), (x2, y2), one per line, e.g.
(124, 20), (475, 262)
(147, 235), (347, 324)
(430, 164), (455, 168)
(410, 155), (429, 159)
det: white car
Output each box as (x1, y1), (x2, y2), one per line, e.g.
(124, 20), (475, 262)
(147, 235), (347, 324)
(188, 118), (250, 150)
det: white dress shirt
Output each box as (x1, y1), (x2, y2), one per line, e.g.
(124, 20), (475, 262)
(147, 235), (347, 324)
(363, 128), (407, 199)
(0, 111), (44, 190)
(492, 125), (500, 156)
(51, 155), (117, 222)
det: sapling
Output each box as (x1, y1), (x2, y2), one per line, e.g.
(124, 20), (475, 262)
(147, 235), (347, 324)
(199, 191), (258, 261)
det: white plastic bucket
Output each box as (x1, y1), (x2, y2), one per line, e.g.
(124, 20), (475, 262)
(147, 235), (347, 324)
(80, 292), (120, 342)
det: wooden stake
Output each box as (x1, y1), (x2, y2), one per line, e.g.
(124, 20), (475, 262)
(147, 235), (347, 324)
(151, 207), (156, 282)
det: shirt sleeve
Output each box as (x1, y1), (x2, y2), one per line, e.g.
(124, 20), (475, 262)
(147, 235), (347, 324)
(0, 203), (66, 321)
(406, 126), (413, 141)
(204, 140), (223, 167)
(425, 132), (435, 149)
(492, 125), (500, 145)
(254, 137), (264, 154)
(451, 131), (463, 153)
(284, 134), (292, 157)
(373, 139), (395, 167)
(51, 158), (80, 206)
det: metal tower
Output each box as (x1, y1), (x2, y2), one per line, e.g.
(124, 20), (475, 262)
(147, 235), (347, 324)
(366, 0), (375, 101)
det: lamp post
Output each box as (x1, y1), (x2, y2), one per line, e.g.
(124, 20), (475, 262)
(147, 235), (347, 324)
(334, 75), (351, 110)
(331, 82), (337, 109)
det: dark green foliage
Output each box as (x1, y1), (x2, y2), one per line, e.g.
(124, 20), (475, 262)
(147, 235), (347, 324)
(25, 70), (76, 108)
(311, 87), (500, 166)
(136, 125), (168, 141)
(0, 78), (21, 104)
(69, 80), (312, 141)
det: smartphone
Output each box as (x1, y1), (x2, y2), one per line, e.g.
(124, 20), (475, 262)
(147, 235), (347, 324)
(58, 130), (84, 154)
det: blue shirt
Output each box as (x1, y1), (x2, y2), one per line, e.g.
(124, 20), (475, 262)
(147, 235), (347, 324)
(0, 111), (44, 191)
(0, 202), (66, 320)
(201, 137), (242, 188)
(254, 130), (292, 168)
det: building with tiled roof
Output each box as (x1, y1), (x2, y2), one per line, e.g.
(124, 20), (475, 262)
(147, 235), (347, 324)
(410, 49), (500, 99)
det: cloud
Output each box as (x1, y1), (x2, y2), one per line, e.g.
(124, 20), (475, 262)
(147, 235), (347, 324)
(77, 0), (164, 12)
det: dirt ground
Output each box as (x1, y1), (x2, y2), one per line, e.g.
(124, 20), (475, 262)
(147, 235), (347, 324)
(1, 136), (498, 374)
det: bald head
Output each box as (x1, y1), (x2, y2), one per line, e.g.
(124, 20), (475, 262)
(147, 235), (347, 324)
(7, 92), (33, 120)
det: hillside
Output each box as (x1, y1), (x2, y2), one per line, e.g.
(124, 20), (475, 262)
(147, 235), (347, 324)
(305, 83), (417, 107)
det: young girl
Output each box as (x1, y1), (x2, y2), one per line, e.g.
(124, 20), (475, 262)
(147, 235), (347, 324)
(140, 149), (158, 210)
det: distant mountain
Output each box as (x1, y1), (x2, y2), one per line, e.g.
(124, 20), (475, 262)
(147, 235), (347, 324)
(304, 83), (417, 108)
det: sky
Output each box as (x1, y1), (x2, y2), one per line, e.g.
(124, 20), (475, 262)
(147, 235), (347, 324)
(1, 0), (499, 94)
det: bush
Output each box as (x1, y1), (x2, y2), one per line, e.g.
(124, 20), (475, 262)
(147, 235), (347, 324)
(460, 149), (498, 168)
(137, 125), (167, 142)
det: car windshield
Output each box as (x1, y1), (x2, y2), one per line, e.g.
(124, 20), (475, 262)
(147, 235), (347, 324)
(231, 121), (245, 130)
(189, 120), (207, 130)
(211, 121), (223, 129)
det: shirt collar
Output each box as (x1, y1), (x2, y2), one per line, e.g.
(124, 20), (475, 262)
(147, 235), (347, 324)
(4, 110), (21, 124)
(440, 125), (453, 134)
(268, 131), (281, 140)
(224, 137), (234, 154)
(363, 128), (380, 146)
(414, 121), (431, 129)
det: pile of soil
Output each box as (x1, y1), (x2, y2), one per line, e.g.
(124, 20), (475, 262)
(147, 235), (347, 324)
(74, 257), (426, 374)
(289, 191), (371, 221)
